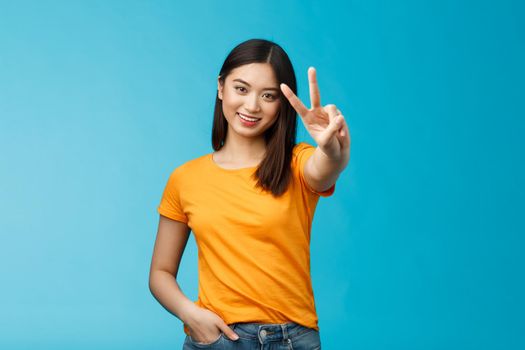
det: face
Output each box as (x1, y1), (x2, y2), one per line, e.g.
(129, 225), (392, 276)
(217, 63), (281, 140)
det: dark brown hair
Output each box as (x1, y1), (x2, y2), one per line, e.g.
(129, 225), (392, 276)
(212, 38), (298, 197)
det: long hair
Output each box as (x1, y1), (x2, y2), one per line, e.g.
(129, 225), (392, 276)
(212, 38), (298, 197)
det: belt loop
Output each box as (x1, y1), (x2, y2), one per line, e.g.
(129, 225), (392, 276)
(281, 323), (289, 340)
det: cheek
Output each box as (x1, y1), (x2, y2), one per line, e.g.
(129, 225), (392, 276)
(221, 96), (242, 117)
(265, 103), (280, 118)
(223, 90), (243, 106)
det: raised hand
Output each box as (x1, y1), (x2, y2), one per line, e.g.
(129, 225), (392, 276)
(280, 67), (351, 160)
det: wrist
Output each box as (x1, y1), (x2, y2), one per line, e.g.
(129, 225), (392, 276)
(180, 300), (199, 325)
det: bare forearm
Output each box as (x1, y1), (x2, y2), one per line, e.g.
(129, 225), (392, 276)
(149, 270), (198, 324)
(308, 146), (350, 191)
(313, 146), (348, 176)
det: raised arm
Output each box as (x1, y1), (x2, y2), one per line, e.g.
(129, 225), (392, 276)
(280, 67), (351, 193)
(304, 145), (349, 193)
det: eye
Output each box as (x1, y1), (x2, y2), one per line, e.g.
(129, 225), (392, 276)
(263, 93), (276, 100)
(234, 86), (247, 93)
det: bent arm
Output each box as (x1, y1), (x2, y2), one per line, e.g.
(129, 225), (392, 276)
(304, 146), (350, 193)
(149, 214), (198, 324)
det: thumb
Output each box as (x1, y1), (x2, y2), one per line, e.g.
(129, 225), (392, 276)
(219, 323), (240, 341)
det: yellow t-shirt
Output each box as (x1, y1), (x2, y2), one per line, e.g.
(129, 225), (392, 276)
(157, 142), (336, 336)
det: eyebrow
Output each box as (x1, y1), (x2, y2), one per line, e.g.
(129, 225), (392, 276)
(232, 78), (280, 92)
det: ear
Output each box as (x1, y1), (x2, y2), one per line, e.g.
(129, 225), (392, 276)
(217, 76), (223, 100)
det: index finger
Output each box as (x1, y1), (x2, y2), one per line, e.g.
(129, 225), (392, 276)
(280, 83), (309, 117)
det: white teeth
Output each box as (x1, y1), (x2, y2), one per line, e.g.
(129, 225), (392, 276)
(238, 113), (259, 122)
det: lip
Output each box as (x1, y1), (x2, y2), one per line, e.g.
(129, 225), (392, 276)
(238, 112), (261, 120)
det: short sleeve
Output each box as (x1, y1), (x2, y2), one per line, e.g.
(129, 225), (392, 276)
(294, 142), (336, 197)
(157, 168), (188, 223)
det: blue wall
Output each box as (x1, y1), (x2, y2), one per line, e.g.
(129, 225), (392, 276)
(1, 0), (523, 349)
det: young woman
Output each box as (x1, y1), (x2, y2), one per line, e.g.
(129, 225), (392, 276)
(149, 38), (350, 350)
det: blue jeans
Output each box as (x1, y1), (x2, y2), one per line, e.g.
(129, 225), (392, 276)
(183, 321), (321, 350)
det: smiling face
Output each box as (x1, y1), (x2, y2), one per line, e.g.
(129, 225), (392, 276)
(217, 63), (281, 141)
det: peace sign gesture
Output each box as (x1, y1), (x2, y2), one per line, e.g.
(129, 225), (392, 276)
(280, 67), (351, 161)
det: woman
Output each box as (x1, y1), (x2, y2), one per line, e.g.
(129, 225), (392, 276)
(149, 38), (350, 349)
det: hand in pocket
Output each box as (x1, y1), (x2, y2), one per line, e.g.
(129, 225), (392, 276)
(186, 306), (239, 343)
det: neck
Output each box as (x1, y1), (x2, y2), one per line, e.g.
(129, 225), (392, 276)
(219, 132), (267, 162)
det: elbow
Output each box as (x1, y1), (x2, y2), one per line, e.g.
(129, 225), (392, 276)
(148, 269), (159, 296)
(148, 268), (176, 296)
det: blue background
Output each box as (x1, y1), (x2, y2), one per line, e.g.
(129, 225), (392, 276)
(1, 0), (523, 349)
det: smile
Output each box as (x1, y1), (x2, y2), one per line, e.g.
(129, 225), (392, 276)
(237, 113), (261, 122)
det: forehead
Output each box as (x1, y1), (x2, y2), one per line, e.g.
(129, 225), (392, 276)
(227, 63), (278, 87)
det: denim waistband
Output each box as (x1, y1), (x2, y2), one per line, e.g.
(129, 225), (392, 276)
(229, 322), (313, 342)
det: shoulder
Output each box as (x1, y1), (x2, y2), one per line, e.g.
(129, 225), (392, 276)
(166, 153), (210, 181)
(292, 142), (316, 166)
(293, 141), (315, 154)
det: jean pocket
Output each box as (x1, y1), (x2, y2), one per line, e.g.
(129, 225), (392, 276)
(293, 325), (319, 339)
(290, 327), (321, 349)
(187, 332), (223, 348)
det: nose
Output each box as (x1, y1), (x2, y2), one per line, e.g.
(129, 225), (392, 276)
(244, 93), (261, 113)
